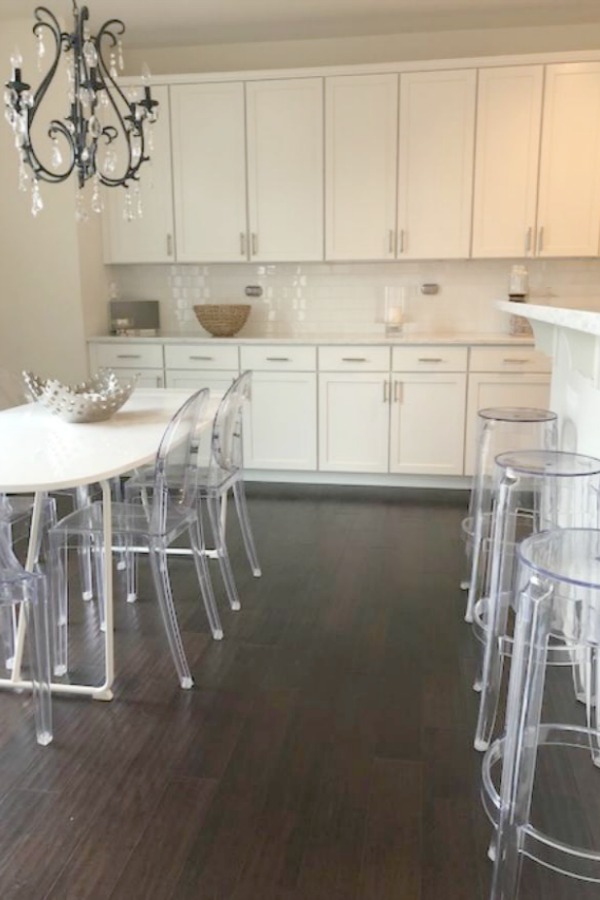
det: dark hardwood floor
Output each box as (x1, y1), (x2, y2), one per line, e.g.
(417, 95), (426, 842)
(0, 485), (599, 899)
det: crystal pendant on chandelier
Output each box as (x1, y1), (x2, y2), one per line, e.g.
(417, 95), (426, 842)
(31, 177), (43, 216)
(3, 2), (158, 218)
(75, 188), (88, 223)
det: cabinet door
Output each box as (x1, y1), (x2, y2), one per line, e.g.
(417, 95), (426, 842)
(472, 66), (543, 259)
(464, 373), (551, 475)
(389, 374), (466, 475)
(246, 79), (323, 262)
(537, 63), (600, 257)
(102, 86), (175, 264)
(171, 82), (247, 262)
(319, 372), (390, 472)
(243, 372), (317, 470)
(325, 74), (398, 260)
(397, 70), (476, 259)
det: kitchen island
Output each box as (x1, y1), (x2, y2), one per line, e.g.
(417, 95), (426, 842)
(498, 301), (600, 456)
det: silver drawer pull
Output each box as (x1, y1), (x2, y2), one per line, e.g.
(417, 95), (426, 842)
(503, 358), (529, 364)
(418, 357), (444, 363)
(342, 357), (367, 362)
(266, 357), (290, 362)
(116, 354), (141, 359)
(189, 356), (214, 361)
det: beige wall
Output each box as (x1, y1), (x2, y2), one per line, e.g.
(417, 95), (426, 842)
(0, 18), (102, 383)
(125, 22), (600, 75)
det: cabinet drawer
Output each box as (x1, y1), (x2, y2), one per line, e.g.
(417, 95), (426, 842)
(392, 346), (468, 372)
(240, 345), (316, 371)
(469, 347), (551, 373)
(318, 346), (390, 371)
(164, 344), (239, 370)
(92, 342), (164, 369)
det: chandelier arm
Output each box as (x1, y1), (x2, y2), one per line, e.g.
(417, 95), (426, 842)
(30, 7), (69, 127)
(24, 120), (77, 183)
(95, 28), (138, 186)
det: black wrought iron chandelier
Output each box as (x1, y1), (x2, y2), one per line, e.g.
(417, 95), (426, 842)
(4, 1), (158, 220)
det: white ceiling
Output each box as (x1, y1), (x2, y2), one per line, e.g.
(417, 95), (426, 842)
(1, 0), (599, 47)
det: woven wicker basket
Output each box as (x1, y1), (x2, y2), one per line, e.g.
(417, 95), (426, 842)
(193, 304), (251, 337)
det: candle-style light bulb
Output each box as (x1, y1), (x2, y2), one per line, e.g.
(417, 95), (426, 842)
(141, 62), (151, 85)
(10, 47), (23, 70)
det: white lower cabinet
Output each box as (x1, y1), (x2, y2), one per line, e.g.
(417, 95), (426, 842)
(464, 373), (551, 475)
(319, 372), (390, 473)
(243, 372), (317, 470)
(389, 373), (467, 475)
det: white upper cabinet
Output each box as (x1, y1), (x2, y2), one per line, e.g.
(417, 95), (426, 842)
(325, 74), (398, 260)
(171, 82), (247, 263)
(397, 70), (476, 259)
(472, 66), (544, 259)
(102, 86), (175, 264)
(537, 63), (600, 257)
(246, 78), (323, 262)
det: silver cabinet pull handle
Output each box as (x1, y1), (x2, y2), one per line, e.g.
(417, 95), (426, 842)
(388, 230), (394, 254)
(240, 232), (246, 256)
(525, 227), (532, 254)
(383, 379), (389, 403)
(116, 354), (141, 359)
(266, 357), (290, 362)
(418, 357), (443, 363)
(398, 229), (405, 254)
(537, 226), (544, 253)
(502, 358), (529, 364)
(251, 232), (258, 256)
(394, 380), (402, 403)
(166, 234), (173, 257)
(342, 357), (367, 362)
(189, 356), (214, 361)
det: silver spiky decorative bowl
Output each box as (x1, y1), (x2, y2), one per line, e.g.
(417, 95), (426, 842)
(23, 368), (136, 423)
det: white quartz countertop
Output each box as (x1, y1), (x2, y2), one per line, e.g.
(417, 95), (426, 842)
(89, 331), (534, 346)
(498, 301), (600, 337)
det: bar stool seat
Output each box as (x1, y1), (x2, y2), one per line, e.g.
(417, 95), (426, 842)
(463, 406), (558, 622)
(483, 528), (600, 898)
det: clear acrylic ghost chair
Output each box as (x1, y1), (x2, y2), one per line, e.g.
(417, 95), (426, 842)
(0, 366), (101, 604)
(462, 406), (558, 622)
(49, 388), (223, 689)
(473, 449), (600, 753)
(125, 371), (261, 614)
(483, 528), (600, 899)
(0, 516), (52, 746)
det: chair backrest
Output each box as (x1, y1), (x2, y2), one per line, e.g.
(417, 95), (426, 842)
(150, 388), (210, 533)
(0, 499), (22, 572)
(210, 371), (251, 474)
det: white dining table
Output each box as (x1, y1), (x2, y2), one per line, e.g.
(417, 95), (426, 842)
(0, 388), (205, 701)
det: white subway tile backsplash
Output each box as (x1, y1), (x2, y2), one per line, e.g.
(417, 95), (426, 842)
(108, 259), (600, 338)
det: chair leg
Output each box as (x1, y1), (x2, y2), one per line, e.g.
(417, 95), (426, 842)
(189, 517), (224, 641)
(148, 542), (193, 689)
(49, 531), (68, 677)
(74, 486), (94, 601)
(206, 494), (241, 611)
(232, 481), (261, 577)
(26, 583), (53, 746)
(93, 540), (107, 632)
(125, 543), (138, 603)
(0, 606), (15, 672)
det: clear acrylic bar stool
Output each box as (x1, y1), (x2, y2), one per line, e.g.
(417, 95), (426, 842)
(483, 528), (600, 899)
(463, 406), (558, 623)
(474, 449), (600, 753)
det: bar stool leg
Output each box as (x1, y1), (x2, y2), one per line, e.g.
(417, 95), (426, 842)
(465, 425), (493, 622)
(475, 473), (517, 751)
(490, 576), (552, 899)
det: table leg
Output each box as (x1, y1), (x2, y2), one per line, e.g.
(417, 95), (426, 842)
(11, 491), (45, 682)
